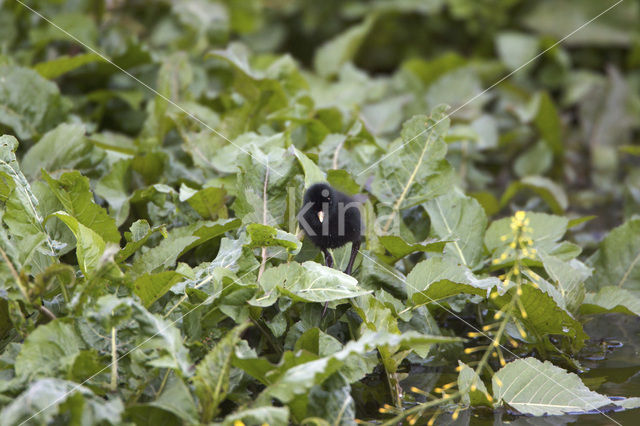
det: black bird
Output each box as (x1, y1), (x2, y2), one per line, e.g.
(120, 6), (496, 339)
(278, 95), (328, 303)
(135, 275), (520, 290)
(298, 183), (362, 275)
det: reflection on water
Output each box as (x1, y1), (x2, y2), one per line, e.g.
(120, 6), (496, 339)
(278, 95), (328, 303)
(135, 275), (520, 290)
(398, 313), (640, 425)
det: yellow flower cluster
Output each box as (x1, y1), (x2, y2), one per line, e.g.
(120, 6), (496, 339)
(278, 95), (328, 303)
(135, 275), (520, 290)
(492, 210), (537, 269)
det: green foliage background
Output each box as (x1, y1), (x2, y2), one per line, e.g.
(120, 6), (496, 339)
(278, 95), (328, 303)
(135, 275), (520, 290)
(1, 0), (640, 424)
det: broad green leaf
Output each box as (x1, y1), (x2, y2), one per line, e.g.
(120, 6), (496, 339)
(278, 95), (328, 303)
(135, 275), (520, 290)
(246, 223), (301, 254)
(233, 144), (299, 226)
(182, 186), (228, 220)
(131, 219), (241, 276)
(587, 218), (640, 291)
(406, 257), (500, 305)
(1, 378), (123, 425)
(22, 123), (93, 179)
(89, 295), (191, 375)
(0, 65), (68, 139)
(289, 145), (326, 188)
(313, 15), (376, 77)
(523, 0), (635, 46)
(540, 253), (591, 313)
(221, 407), (289, 426)
(493, 358), (615, 416)
(252, 261), (371, 306)
(327, 169), (360, 195)
(457, 361), (491, 406)
(134, 271), (186, 308)
(378, 235), (447, 261)
(580, 286), (640, 316)
(95, 158), (132, 227)
(33, 53), (105, 79)
(147, 374), (199, 425)
(514, 141), (553, 178)
(193, 323), (249, 422)
(49, 212), (106, 276)
(533, 92), (563, 156)
(0, 135), (56, 273)
(493, 283), (587, 350)
(116, 220), (160, 263)
(370, 107), (454, 212)
(500, 176), (568, 214)
(14, 320), (83, 380)
(424, 189), (487, 268)
(496, 32), (539, 72)
(252, 331), (459, 404)
(402, 53), (466, 87)
(44, 171), (120, 243)
(426, 67), (485, 116)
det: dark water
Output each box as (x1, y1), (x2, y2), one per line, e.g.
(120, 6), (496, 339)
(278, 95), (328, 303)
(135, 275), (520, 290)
(395, 313), (640, 425)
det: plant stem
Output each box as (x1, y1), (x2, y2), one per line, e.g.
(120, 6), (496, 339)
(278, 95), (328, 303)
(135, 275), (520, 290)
(380, 391), (461, 426)
(258, 165), (270, 281)
(110, 326), (118, 392)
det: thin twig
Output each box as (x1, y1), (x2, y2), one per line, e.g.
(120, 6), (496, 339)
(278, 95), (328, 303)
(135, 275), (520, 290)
(110, 327), (118, 392)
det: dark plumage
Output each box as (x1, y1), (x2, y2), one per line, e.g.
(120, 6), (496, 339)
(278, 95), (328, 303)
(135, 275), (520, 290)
(298, 183), (362, 275)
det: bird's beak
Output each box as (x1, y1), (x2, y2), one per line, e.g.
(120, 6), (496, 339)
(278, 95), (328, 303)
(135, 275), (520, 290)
(317, 210), (324, 223)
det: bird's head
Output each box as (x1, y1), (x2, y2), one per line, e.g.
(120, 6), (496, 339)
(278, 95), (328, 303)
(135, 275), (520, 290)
(303, 183), (333, 223)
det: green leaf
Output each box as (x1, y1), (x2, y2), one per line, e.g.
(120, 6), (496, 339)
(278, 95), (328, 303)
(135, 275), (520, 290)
(587, 218), (640, 291)
(406, 257), (500, 305)
(424, 189), (487, 268)
(580, 286), (640, 316)
(371, 107), (454, 211)
(147, 374), (199, 425)
(327, 169), (360, 195)
(95, 158), (132, 227)
(22, 123), (93, 179)
(131, 219), (241, 276)
(221, 407), (290, 426)
(246, 223), (301, 253)
(193, 323), (249, 422)
(540, 252), (591, 312)
(44, 170), (121, 243)
(249, 331), (458, 404)
(33, 53), (105, 79)
(495, 32), (539, 72)
(500, 176), (568, 214)
(49, 211), (106, 276)
(14, 319), (83, 380)
(457, 361), (491, 406)
(533, 92), (563, 156)
(514, 141), (553, 178)
(134, 271), (186, 308)
(89, 295), (192, 375)
(493, 283), (587, 350)
(252, 261), (371, 306)
(0, 135), (56, 273)
(289, 145), (326, 188)
(378, 235), (447, 261)
(1, 378), (123, 425)
(493, 358), (617, 416)
(116, 220), (160, 263)
(182, 186), (228, 220)
(0, 65), (68, 139)
(313, 15), (376, 77)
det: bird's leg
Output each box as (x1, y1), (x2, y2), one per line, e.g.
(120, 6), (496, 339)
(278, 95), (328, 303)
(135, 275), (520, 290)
(344, 240), (360, 276)
(322, 247), (334, 268)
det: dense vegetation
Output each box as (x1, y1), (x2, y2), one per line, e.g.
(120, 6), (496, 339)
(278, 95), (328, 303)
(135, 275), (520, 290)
(1, 0), (640, 424)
